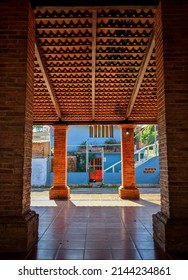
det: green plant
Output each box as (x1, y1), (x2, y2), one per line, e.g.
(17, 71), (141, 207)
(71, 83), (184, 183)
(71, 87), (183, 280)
(134, 131), (142, 142)
(104, 138), (118, 151)
(141, 125), (158, 145)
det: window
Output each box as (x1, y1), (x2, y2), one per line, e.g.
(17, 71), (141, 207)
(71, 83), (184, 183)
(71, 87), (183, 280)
(89, 125), (113, 138)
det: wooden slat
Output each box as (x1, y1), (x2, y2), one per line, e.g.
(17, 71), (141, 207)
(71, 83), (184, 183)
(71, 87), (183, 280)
(35, 41), (62, 120)
(125, 31), (155, 119)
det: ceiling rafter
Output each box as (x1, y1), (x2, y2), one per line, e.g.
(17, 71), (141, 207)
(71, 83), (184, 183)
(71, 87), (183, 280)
(125, 31), (155, 119)
(92, 10), (97, 120)
(35, 41), (62, 120)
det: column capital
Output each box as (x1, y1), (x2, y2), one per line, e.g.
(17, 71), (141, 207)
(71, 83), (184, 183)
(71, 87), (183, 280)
(53, 124), (68, 130)
(119, 124), (135, 129)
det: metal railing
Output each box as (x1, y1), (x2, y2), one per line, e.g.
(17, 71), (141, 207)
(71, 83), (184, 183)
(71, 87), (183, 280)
(103, 142), (159, 173)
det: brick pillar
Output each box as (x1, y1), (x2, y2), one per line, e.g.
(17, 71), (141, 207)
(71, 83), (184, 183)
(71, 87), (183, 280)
(153, 0), (188, 253)
(49, 125), (70, 199)
(0, 0), (38, 252)
(119, 125), (140, 199)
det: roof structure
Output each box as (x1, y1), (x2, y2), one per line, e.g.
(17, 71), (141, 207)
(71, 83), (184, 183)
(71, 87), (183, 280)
(33, 2), (158, 125)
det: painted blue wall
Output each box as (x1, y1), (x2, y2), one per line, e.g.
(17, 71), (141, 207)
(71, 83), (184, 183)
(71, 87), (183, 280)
(136, 156), (160, 185)
(104, 173), (121, 184)
(68, 172), (89, 184)
(104, 152), (121, 172)
(51, 125), (121, 152)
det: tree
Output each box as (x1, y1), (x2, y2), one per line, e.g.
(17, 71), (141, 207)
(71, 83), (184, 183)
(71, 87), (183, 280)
(141, 125), (158, 145)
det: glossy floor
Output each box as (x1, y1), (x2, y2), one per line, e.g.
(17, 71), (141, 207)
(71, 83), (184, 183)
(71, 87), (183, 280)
(1, 188), (188, 260)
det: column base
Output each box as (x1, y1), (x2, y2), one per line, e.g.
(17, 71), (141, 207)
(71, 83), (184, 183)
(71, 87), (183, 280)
(119, 186), (140, 199)
(0, 210), (39, 253)
(49, 186), (70, 199)
(153, 212), (188, 253)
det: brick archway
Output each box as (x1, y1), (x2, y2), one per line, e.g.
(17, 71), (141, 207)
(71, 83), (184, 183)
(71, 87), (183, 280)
(0, 0), (188, 254)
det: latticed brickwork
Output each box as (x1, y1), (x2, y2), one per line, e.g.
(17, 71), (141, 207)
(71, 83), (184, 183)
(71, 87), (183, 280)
(33, 7), (157, 124)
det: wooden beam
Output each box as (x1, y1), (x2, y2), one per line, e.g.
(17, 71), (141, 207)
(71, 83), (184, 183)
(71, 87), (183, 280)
(91, 10), (97, 121)
(35, 41), (62, 120)
(125, 31), (155, 119)
(33, 119), (158, 126)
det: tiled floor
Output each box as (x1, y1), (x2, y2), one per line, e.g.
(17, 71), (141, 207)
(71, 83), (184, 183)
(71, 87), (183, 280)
(1, 188), (188, 260)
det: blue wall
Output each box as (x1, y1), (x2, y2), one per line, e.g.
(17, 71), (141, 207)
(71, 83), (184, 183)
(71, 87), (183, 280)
(51, 125), (121, 152)
(104, 173), (121, 184)
(136, 156), (160, 185)
(104, 152), (121, 173)
(68, 172), (89, 184)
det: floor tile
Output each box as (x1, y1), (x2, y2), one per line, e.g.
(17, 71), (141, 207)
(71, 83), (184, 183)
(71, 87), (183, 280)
(84, 249), (113, 260)
(56, 249), (84, 260)
(110, 240), (136, 250)
(37, 239), (62, 250)
(112, 249), (142, 260)
(26, 249), (57, 260)
(134, 241), (160, 250)
(138, 249), (170, 260)
(86, 240), (110, 249)
(60, 240), (85, 249)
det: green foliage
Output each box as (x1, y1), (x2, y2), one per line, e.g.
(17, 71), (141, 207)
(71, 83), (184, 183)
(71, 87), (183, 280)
(104, 138), (119, 151)
(141, 125), (158, 145)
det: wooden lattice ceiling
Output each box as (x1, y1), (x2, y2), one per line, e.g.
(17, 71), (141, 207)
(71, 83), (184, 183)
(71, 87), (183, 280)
(33, 4), (158, 125)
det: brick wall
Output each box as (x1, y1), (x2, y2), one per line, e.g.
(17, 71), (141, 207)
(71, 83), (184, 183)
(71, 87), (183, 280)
(120, 124), (135, 188)
(32, 142), (50, 158)
(53, 125), (68, 187)
(0, 0), (35, 216)
(155, 0), (188, 219)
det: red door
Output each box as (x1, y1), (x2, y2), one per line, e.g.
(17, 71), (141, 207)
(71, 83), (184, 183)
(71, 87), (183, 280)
(89, 157), (102, 182)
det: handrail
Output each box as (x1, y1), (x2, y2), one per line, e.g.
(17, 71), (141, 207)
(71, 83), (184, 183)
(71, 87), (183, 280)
(104, 142), (158, 173)
(104, 160), (121, 172)
(134, 141), (158, 154)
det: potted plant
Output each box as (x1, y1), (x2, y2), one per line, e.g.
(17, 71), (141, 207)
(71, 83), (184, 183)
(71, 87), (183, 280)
(104, 138), (117, 152)
(134, 131), (142, 149)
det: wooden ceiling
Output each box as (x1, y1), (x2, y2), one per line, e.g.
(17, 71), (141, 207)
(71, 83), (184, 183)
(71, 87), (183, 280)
(33, 3), (158, 125)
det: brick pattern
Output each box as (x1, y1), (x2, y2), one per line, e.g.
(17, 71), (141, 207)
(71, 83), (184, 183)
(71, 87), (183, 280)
(0, 0), (38, 252)
(32, 142), (50, 158)
(153, 0), (188, 252)
(119, 124), (139, 199)
(0, 0), (35, 216)
(154, 0), (188, 219)
(49, 125), (70, 199)
(121, 125), (135, 187)
(53, 125), (68, 187)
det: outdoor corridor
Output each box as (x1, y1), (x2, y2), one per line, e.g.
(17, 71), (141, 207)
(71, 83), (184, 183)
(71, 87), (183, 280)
(1, 188), (187, 260)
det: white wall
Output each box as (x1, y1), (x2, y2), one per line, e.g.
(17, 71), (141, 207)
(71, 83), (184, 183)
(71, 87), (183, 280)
(31, 158), (48, 186)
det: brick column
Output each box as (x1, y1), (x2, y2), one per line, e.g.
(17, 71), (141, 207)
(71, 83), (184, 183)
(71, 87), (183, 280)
(119, 125), (140, 199)
(153, 0), (188, 253)
(49, 125), (70, 199)
(0, 0), (38, 252)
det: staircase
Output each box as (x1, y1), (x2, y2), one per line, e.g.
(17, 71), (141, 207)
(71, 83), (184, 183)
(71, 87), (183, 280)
(104, 142), (159, 173)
